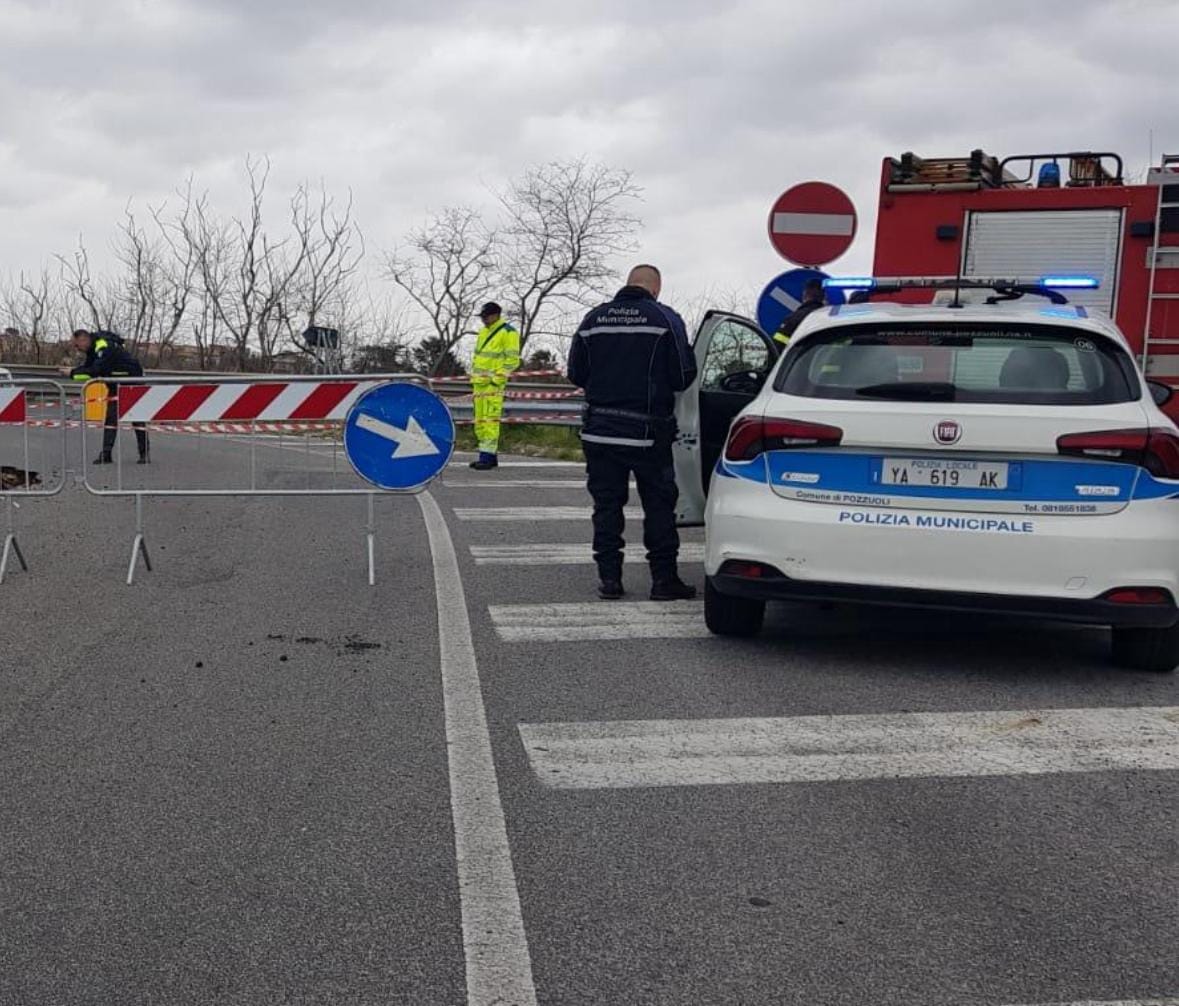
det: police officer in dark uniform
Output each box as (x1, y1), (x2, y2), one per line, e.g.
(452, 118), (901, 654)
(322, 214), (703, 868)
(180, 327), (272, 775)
(773, 277), (826, 349)
(567, 264), (698, 601)
(65, 329), (150, 464)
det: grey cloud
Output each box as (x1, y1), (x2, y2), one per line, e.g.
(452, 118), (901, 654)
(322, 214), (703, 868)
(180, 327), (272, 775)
(0, 0), (1176, 309)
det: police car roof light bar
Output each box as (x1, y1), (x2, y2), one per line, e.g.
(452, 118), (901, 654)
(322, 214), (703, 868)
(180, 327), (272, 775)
(824, 275), (1100, 305)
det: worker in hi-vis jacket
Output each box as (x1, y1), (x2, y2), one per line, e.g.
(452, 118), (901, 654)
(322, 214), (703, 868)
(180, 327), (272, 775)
(469, 301), (521, 470)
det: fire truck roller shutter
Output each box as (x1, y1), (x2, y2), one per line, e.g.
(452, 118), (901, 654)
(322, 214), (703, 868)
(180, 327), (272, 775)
(962, 209), (1123, 316)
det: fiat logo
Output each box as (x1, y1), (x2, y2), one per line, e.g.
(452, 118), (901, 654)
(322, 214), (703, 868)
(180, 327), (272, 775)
(934, 420), (961, 445)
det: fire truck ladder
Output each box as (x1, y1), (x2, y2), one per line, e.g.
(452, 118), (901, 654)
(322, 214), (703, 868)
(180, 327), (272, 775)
(1143, 153), (1179, 373)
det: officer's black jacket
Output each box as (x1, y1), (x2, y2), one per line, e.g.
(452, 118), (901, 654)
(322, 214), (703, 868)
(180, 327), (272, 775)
(773, 298), (825, 345)
(70, 331), (144, 380)
(567, 286), (697, 447)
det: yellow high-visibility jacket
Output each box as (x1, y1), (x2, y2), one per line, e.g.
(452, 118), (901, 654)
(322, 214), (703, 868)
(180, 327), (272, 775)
(471, 320), (521, 384)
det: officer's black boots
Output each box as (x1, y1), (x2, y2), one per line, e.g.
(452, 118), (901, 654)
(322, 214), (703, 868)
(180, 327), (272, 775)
(93, 451), (112, 465)
(470, 452), (498, 471)
(650, 576), (697, 602)
(598, 579), (625, 601)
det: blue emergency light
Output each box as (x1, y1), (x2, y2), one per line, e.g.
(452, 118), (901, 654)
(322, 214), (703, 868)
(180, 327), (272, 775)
(823, 277), (876, 290)
(1039, 275), (1100, 289)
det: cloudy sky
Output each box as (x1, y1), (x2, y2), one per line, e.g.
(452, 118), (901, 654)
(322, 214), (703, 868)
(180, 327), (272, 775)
(0, 0), (1175, 316)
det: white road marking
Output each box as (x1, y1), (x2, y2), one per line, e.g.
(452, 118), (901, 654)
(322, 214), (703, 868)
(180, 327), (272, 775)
(416, 491), (538, 1005)
(472, 542), (706, 566)
(456, 506), (642, 522)
(1003, 1000), (1179, 1006)
(448, 459), (584, 469)
(518, 706), (1179, 790)
(490, 600), (707, 642)
(444, 479), (588, 488)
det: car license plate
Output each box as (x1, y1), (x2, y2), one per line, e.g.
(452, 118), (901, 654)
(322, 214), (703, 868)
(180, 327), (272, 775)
(881, 457), (1008, 490)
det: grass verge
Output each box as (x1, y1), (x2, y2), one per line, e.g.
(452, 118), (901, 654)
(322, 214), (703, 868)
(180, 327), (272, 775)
(455, 424), (584, 462)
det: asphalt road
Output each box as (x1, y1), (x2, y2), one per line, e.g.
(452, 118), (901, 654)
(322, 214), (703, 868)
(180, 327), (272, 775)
(1, 425), (1177, 1005)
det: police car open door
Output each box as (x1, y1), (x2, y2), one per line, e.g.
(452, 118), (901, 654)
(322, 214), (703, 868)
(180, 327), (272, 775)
(673, 311), (777, 525)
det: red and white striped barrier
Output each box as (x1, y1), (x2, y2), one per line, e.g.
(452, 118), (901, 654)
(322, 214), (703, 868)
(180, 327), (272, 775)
(113, 380), (385, 424)
(0, 388), (26, 423)
(26, 419), (340, 434)
(502, 388), (583, 400)
(428, 369), (566, 384)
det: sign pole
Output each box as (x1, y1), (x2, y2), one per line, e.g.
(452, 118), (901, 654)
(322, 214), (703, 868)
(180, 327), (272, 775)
(366, 492), (376, 587)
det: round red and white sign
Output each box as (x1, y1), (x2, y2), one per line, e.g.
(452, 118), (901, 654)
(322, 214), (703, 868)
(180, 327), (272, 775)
(767, 181), (857, 266)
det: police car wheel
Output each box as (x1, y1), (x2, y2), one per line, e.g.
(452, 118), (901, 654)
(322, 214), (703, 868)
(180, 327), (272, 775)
(1110, 623), (1179, 674)
(704, 579), (765, 637)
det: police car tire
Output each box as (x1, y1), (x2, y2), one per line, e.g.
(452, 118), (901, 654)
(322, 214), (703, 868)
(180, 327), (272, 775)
(1110, 623), (1179, 674)
(704, 579), (765, 637)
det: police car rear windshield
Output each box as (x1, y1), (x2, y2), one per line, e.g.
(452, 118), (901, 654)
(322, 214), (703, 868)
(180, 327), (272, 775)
(775, 322), (1138, 405)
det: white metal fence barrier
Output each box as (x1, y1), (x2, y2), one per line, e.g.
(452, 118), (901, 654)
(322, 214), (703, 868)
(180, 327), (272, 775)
(80, 374), (442, 585)
(0, 379), (68, 583)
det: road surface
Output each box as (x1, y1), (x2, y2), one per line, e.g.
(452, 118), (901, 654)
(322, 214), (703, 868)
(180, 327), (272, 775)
(0, 427), (1176, 1005)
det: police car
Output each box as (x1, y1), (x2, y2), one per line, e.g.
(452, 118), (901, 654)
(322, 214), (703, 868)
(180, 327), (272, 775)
(673, 277), (1179, 672)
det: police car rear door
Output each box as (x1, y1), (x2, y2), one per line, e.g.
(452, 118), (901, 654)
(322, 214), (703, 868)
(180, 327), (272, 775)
(674, 311), (776, 524)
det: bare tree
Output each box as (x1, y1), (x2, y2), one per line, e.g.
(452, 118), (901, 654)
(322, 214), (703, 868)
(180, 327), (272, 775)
(677, 284), (755, 336)
(278, 183), (365, 371)
(386, 207), (496, 376)
(57, 239), (117, 332)
(185, 158), (309, 371)
(0, 268), (58, 363)
(495, 160), (641, 350)
(146, 181), (199, 366)
(112, 206), (161, 355)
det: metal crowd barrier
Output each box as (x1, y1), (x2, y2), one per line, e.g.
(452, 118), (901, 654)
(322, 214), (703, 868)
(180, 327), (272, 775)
(80, 374), (431, 585)
(0, 379), (68, 583)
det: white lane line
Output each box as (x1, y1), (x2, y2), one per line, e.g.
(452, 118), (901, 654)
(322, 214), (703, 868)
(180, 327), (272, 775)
(472, 543), (706, 566)
(444, 479), (589, 489)
(518, 706), (1179, 790)
(490, 600), (707, 642)
(1004, 999), (1179, 1005)
(416, 491), (538, 1005)
(456, 506), (642, 522)
(448, 459), (584, 469)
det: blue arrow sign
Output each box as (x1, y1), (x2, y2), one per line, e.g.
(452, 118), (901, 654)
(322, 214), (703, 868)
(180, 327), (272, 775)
(344, 382), (454, 491)
(756, 268), (845, 337)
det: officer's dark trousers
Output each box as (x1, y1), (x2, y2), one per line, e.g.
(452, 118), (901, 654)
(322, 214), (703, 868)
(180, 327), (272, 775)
(584, 439), (680, 581)
(103, 397), (149, 457)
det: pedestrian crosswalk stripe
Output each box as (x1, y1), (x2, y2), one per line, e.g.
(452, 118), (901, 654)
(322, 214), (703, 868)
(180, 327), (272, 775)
(455, 506), (642, 522)
(1004, 1000), (1179, 1006)
(448, 460), (583, 468)
(518, 706), (1179, 790)
(471, 543), (706, 566)
(444, 479), (588, 489)
(489, 600), (706, 641)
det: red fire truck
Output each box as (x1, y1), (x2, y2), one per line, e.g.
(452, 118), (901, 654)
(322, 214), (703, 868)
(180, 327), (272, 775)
(871, 149), (1179, 414)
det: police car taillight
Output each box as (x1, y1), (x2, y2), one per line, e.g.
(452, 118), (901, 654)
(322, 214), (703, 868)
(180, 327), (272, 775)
(1056, 428), (1179, 478)
(724, 417), (843, 462)
(1101, 587), (1174, 606)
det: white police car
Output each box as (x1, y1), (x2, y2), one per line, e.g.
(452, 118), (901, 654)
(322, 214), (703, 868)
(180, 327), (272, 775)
(673, 277), (1179, 672)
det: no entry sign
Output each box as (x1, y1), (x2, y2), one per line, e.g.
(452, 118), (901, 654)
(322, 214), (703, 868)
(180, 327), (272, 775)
(768, 182), (857, 266)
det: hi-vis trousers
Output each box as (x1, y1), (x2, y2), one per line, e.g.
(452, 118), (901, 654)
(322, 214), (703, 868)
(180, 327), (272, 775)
(472, 377), (507, 454)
